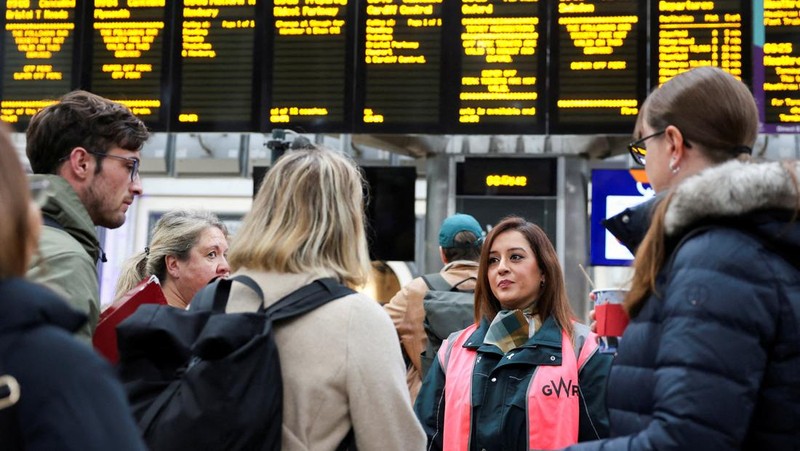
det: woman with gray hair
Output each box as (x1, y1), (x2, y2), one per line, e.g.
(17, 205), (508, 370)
(115, 210), (230, 308)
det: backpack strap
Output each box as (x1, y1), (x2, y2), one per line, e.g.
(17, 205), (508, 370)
(266, 278), (355, 321)
(422, 273), (475, 292)
(191, 275), (265, 314)
(422, 273), (452, 291)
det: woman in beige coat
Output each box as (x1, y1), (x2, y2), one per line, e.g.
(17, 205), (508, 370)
(224, 145), (425, 450)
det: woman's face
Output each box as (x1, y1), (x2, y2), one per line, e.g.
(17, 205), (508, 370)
(169, 226), (230, 304)
(640, 121), (671, 193)
(487, 230), (543, 311)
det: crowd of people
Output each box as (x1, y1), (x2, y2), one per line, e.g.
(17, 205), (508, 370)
(0, 65), (798, 450)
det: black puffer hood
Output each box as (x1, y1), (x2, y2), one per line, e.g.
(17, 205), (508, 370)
(0, 278), (86, 334)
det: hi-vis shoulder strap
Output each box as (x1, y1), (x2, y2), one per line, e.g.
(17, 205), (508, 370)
(438, 321), (598, 374)
(572, 322), (598, 372)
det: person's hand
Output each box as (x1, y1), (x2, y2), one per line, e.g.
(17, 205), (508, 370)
(588, 292), (597, 333)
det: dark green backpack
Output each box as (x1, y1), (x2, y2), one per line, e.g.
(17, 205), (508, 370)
(419, 273), (475, 378)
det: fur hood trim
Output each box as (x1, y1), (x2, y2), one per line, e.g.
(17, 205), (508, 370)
(665, 160), (800, 235)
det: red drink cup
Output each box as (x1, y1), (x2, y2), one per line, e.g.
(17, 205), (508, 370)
(590, 288), (629, 354)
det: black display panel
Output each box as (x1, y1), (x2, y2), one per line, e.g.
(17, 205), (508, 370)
(762, 3), (800, 132)
(255, 164), (415, 261)
(450, 0), (546, 133)
(651, 0), (750, 87)
(362, 166), (416, 261)
(171, 0), (260, 131)
(0, 0), (78, 130)
(456, 157), (557, 196)
(354, 0), (444, 132)
(549, 0), (646, 134)
(267, 0), (354, 132)
(88, 0), (170, 130)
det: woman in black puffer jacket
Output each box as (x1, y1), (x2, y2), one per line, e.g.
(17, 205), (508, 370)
(0, 124), (146, 450)
(565, 67), (800, 451)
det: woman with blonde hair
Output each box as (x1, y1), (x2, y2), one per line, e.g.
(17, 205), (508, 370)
(0, 125), (145, 450)
(220, 145), (425, 450)
(115, 210), (230, 308)
(565, 66), (800, 450)
(415, 216), (612, 450)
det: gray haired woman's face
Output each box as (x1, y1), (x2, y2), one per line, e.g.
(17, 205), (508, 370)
(169, 226), (230, 305)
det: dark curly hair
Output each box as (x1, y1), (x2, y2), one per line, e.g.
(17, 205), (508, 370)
(26, 90), (149, 174)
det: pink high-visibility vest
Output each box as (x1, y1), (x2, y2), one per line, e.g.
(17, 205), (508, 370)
(439, 323), (598, 450)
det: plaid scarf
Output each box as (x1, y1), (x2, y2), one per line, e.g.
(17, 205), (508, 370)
(483, 309), (530, 354)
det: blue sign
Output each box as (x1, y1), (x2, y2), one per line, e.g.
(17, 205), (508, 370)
(590, 169), (654, 266)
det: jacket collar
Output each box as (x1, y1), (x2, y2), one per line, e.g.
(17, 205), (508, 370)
(442, 260), (479, 272)
(605, 160), (800, 254)
(665, 160), (800, 236)
(32, 174), (101, 261)
(464, 316), (567, 367)
(464, 315), (563, 352)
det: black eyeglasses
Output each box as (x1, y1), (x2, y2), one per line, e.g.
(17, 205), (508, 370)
(627, 130), (665, 166)
(86, 150), (140, 182)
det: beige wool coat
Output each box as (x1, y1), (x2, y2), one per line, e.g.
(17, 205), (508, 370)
(225, 269), (426, 451)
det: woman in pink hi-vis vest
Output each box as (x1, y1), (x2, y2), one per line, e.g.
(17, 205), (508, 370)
(414, 216), (612, 451)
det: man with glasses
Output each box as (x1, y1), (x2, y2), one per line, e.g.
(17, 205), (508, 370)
(25, 90), (149, 343)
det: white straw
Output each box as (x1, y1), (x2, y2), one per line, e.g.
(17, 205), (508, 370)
(578, 264), (596, 289)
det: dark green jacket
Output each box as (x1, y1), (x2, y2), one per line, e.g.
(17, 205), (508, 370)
(26, 175), (101, 343)
(414, 315), (612, 451)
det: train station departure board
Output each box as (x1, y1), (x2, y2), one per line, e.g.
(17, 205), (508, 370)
(550, 0), (646, 134)
(454, 0), (545, 133)
(763, 2), (800, 132)
(173, 0), (259, 131)
(89, 0), (170, 128)
(0, 1), (782, 134)
(652, 0), (750, 86)
(1, 0), (77, 127)
(354, 0), (444, 132)
(267, 0), (354, 131)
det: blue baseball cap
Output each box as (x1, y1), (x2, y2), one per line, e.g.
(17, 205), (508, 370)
(439, 213), (483, 248)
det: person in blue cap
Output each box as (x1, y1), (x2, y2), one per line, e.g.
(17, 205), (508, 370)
(384, 213), (484, 403)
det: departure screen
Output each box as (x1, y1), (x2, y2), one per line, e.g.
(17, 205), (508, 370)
(174, 0), (258, 131)
(551, 0), (645, 134)
(454, 0), (545, 133)
(268, 0), (352, 131)
(1, 0), (77, 129)
(653, 0), (748, 85)
(763, 2), (800, 132)
(0, 1), (778, 134)
(355, 0), (443, 131)
(90, 0), (169, 128)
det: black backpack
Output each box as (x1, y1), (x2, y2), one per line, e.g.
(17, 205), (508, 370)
(116, 275), (354, 451)
(419, 273), (475, 378)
